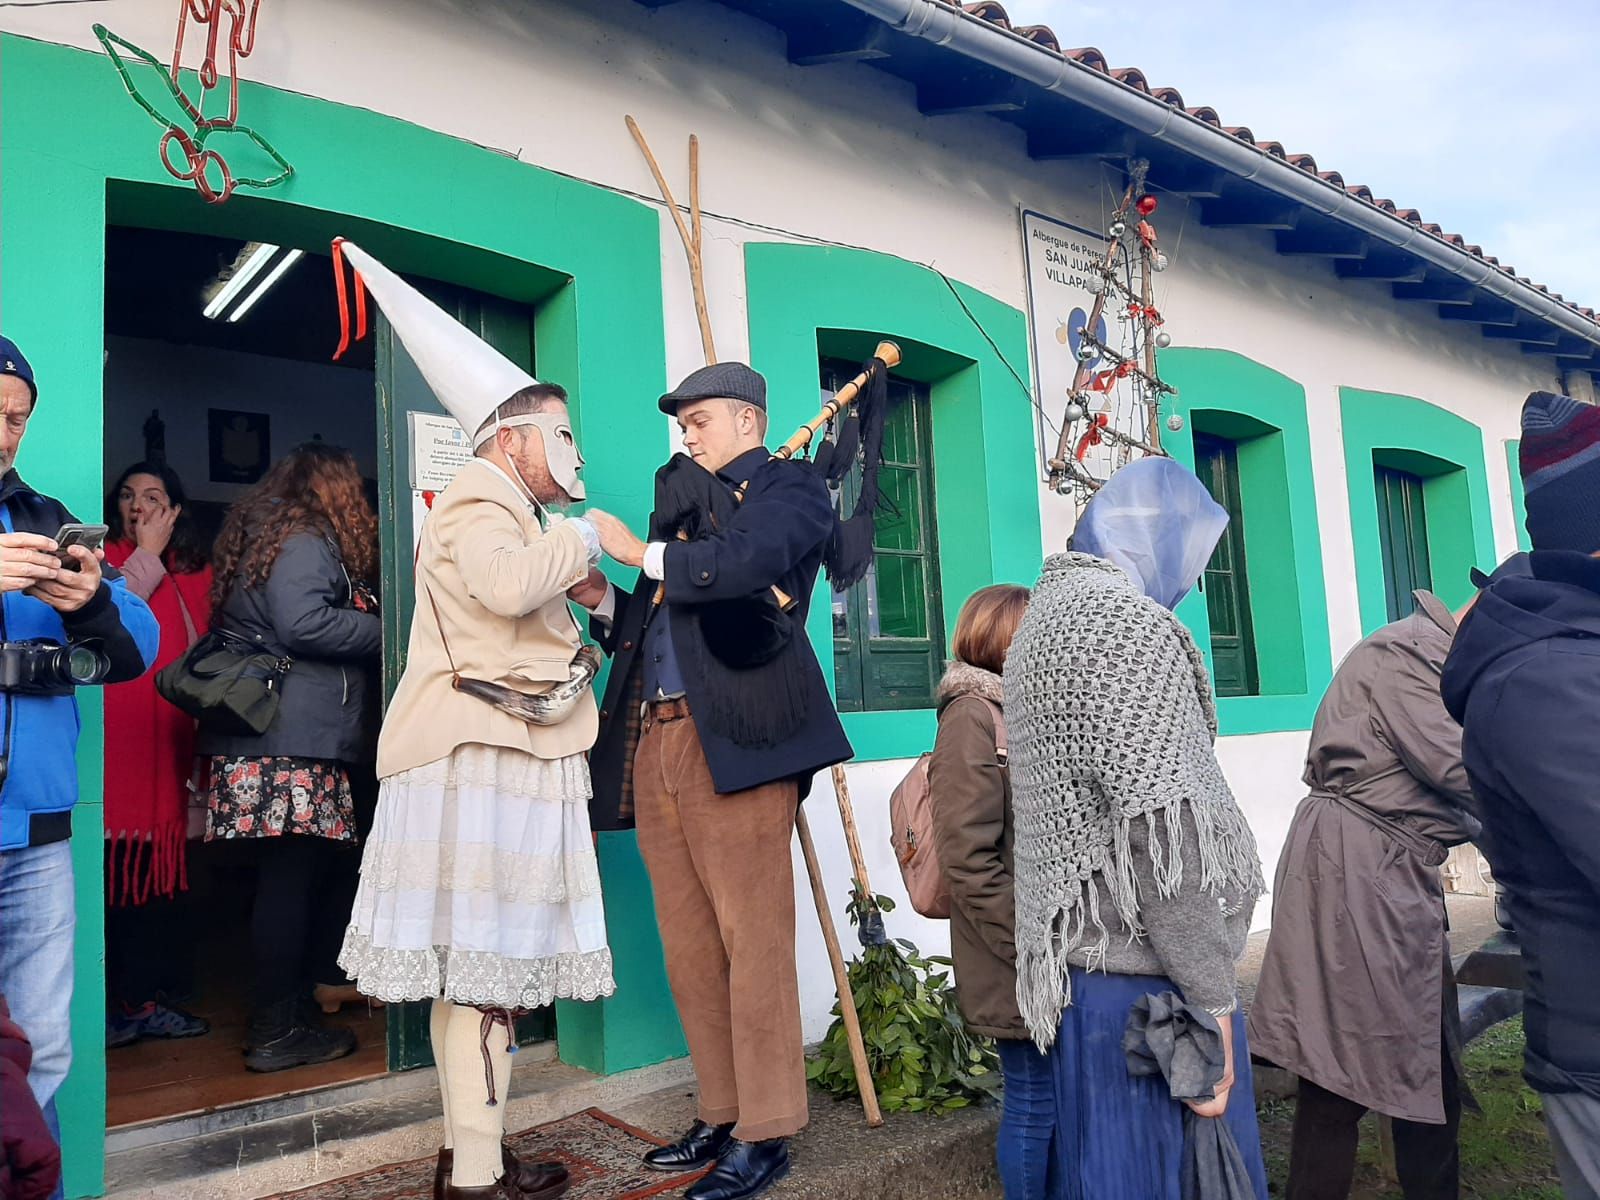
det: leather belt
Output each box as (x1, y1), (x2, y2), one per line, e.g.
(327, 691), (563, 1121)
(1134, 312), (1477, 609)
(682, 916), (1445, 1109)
(644, 696), (692, 724)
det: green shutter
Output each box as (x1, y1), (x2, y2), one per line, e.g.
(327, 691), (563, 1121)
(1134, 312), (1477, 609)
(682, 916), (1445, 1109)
(823, 364), (945, 711)
(1193, 434), (1259, 698)
(1375, 465), (1431, 623)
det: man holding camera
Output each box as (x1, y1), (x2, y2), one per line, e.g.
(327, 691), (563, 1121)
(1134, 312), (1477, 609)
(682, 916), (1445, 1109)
(0, 336), (158, 1174)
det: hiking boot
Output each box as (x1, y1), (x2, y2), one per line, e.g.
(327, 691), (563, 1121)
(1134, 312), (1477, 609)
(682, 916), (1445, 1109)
(108, 1002), (209, 1048)
(243, 997), (357, 1073)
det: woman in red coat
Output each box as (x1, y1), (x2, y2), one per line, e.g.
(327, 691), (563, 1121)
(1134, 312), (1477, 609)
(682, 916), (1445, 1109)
(102, 462), (214, 1048)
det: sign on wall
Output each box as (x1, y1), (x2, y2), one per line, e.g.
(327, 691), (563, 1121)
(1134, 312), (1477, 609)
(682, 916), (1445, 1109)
(1020, 209), (1109, 479)
(407, 411), (475, 491)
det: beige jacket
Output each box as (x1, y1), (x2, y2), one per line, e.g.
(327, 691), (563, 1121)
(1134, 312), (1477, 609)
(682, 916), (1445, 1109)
(377, 458), (596, 779)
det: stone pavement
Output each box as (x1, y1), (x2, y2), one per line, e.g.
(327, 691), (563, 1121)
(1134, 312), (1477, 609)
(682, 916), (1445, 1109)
(107, 894), (1511, 1199)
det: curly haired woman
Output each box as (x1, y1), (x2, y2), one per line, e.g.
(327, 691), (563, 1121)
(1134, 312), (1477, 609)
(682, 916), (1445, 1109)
(199, 444), (382, 1072)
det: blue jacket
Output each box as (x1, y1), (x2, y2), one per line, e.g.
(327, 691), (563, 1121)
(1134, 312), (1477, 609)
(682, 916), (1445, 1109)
(1441, 550), (1600, 1099)
(589, 447), (853, 829)
(0, 471), (159, 851)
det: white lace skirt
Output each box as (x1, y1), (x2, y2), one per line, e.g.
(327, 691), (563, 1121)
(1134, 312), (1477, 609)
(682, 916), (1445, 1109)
(338, 743), (616, 1009)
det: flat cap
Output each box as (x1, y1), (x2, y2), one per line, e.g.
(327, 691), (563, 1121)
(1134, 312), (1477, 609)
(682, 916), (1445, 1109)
(659, 361), (767, 415)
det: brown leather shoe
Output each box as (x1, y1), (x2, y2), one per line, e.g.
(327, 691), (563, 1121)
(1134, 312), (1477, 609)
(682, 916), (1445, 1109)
(434, 1147), (570, 1200)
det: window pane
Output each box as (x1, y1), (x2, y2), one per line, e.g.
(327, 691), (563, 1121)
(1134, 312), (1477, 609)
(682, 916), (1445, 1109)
(873, 468), (922, 552)
(872, 555), (928, 640)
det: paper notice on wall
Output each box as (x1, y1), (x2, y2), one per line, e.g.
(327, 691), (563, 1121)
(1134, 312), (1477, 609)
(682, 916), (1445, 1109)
(1020, 209), (1110, 478)
(407, 411), (474, 492)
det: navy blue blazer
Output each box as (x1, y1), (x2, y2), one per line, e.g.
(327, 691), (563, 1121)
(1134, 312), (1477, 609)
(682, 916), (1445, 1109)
(588, 447), (853, 831)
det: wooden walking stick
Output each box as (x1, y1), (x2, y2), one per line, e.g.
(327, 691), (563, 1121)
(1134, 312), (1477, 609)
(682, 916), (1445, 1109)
(626, 115), (718, 365)
(796, 807), (885, 1128)
(830, 764), (874, 897)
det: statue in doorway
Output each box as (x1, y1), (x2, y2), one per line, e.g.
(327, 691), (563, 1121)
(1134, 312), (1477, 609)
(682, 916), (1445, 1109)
(143, 409), (166, 466)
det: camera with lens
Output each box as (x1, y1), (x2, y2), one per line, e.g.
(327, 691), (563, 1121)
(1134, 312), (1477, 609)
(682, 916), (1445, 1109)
(0, 639), (112, 697)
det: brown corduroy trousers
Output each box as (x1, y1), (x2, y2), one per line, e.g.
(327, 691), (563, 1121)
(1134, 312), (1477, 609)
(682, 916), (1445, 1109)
(634, 711), (808, 1142)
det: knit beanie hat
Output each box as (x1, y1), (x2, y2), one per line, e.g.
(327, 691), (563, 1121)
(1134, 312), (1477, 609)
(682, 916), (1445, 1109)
(1519, 390), (1600, 553)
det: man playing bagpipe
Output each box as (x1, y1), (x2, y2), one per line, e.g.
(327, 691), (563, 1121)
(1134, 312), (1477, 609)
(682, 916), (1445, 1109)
(574, 360), (861, 1200)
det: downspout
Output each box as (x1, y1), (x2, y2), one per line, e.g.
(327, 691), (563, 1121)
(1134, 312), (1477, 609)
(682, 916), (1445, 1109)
(841, 0), (1600, 353)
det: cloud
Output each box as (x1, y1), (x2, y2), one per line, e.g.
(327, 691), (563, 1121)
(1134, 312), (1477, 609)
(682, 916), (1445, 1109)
(1006, 0), (1600, 305)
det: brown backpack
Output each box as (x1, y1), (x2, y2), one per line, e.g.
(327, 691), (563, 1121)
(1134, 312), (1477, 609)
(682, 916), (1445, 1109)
(889, 698), (1007, 919)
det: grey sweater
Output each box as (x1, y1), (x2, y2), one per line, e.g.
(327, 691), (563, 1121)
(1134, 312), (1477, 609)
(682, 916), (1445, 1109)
(1065, 803), (1254, 1016)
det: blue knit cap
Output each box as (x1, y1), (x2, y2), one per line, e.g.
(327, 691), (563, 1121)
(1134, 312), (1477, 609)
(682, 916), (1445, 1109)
(0, 336), (35, 406)
(1519, 390), (1600, 554)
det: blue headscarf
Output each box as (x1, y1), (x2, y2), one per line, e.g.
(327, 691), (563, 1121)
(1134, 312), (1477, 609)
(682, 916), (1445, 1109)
(1071, 456), (1229, 610)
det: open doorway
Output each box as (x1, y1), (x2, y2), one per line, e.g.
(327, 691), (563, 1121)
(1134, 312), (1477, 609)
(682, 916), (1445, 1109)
(99, 221), (559, 1130)
(100, 224), (387, 1127)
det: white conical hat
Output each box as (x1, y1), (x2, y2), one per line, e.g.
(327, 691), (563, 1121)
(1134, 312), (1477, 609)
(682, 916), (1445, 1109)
(336, 239), (535, 443)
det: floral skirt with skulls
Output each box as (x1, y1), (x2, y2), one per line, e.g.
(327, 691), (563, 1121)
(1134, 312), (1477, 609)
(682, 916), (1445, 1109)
(204, 755), (355, 842)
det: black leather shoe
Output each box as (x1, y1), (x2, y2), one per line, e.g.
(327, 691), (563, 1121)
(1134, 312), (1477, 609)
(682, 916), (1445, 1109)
(685, 1139), (790, 1200)
(642, 1120), (735, 1172)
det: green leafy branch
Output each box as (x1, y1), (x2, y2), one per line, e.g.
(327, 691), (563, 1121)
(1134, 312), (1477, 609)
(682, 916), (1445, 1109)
(808, 889), (1000, 1115)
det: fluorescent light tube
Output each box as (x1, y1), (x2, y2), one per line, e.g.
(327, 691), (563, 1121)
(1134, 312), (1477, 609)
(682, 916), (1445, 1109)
(203, 242), (278, 320)
(227, 248), (304, 323)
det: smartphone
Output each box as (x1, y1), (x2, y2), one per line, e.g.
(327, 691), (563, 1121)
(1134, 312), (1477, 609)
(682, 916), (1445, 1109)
(52, 523), (109, 572)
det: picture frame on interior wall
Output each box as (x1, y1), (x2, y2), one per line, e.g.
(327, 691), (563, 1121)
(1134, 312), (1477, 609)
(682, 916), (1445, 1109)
(208, 408), (270, 484)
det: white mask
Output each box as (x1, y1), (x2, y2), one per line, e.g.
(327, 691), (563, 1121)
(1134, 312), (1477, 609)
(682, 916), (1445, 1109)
(474, 411), (587, 501)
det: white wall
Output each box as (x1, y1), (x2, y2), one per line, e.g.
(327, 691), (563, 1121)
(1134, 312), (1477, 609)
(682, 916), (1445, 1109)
(102, 336), (376, 505)
(12, 0), (1567, 1041)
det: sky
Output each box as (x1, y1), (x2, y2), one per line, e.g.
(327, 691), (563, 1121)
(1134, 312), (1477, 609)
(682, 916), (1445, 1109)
(1009, 0), (1599, 308)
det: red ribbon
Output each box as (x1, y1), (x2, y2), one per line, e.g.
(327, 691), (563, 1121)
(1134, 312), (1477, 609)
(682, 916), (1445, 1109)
(330, 238), (369, 361)
(1074, 412), (1110, 461)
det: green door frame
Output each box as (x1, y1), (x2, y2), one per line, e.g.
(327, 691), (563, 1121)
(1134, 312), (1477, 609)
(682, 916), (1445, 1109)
(2, 34), (680, 1194)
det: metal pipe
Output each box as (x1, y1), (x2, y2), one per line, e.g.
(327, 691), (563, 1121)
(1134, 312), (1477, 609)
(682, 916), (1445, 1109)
(839, 0), (1600, 352)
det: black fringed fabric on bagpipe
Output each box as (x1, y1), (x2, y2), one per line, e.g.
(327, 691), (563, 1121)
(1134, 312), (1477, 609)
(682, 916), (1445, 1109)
(816, 355), (892, 589)
(650, 454), (809, 748)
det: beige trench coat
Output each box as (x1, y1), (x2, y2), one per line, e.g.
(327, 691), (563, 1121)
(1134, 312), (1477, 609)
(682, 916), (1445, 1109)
(1248, 592), (1480, 1124)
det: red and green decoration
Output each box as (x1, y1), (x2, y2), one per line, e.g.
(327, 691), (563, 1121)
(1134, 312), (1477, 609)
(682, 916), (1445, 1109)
(94, 1), (291, 205)
(1047, 158), (1180, 504)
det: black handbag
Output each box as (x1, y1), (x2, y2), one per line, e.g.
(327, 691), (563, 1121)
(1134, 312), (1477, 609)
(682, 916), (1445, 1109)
(155, 627), (293, 736)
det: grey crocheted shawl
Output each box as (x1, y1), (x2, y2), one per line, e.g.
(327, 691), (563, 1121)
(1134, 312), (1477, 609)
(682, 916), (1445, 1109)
(1004, 552), (1264, 1047)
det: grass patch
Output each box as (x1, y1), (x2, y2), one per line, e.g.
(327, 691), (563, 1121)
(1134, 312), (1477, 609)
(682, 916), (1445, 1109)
(1257, 1018), (1562, 1198)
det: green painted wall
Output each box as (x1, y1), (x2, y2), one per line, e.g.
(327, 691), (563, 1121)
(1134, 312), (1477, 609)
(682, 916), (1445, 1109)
(1162, 350), (1333, 734)
(1, 33), (681, 1193)
(1339, 388), (1498, 636)
(743, 243), (1042, 761)
(1507, 439), (1532, 552)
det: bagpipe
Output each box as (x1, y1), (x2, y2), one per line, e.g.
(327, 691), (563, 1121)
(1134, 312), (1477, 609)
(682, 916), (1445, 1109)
(647, 341), (901, 748)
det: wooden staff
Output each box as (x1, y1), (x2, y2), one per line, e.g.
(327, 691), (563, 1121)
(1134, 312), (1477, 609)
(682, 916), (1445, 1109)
(627, 116), (718, 364)
(797, 807), (885, 1128)
(830, 764), (874, 897)
(773, 340), (903, 462)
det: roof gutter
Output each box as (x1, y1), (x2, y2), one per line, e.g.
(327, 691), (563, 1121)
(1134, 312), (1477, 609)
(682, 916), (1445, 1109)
(840, 0), (1600, 351)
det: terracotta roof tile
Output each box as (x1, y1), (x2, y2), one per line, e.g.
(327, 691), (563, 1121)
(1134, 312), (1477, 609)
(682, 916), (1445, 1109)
(933, 3), (1594, 324)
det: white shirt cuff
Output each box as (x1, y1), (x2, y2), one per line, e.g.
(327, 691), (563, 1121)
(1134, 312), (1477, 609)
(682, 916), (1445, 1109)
(591, 583), (617, 626)
(643, 541), (667, 581)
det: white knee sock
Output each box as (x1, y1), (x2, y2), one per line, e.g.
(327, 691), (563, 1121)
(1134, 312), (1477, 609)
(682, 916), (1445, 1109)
(430, 999), (454, 1152)
(443, 1003), (516, 1187)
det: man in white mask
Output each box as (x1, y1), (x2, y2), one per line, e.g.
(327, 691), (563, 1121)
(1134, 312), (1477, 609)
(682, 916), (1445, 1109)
(331, 241), (611, 1200)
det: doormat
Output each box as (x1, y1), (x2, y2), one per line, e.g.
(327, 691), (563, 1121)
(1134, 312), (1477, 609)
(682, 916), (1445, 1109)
(266, 1108), (706, 1200)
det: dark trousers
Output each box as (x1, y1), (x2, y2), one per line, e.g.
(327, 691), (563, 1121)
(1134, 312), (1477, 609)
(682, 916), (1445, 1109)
(995, 1037), (1056, 1200)
(1287, 1052), (1460, 1200)
(251, 835), (339, 1008)
(107, 896), (190, 1010)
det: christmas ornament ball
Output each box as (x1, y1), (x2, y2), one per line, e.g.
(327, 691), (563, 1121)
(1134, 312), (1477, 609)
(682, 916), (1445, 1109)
(1155, 330), (1173, 348)
(1086, 275), (1105, 295)
(1154, 252), (1170, 272)
(1166, 413), (1185, 433)
(1076, 341), (1097, 362)
(1065, 400), (1086, 422)
(1109, 220), (1127, 238)
(1137, 195), (1159, 216)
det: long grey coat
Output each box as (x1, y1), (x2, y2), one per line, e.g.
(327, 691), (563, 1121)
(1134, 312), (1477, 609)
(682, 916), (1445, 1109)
(1247, 592), (1479, 1124)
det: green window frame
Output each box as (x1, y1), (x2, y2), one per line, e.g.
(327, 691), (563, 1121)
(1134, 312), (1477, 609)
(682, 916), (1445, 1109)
(1507, 439), (1532, 551)
(824, 361), (945, 712)
(1193, 433), (1259, 698)
(1340, 389), (1497, 636)
(1374, 465), (1432, 622)
(1159, 350), (1332, 735)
